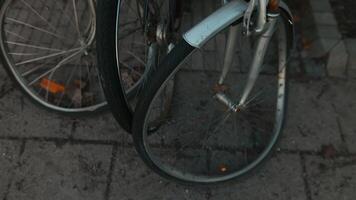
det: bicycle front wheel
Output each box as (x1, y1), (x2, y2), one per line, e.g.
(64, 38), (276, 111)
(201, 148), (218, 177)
(0, 0), (106, 114)
(132, 11), (293, 184)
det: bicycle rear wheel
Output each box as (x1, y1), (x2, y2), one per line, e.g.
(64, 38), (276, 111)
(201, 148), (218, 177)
(0, 0), (106, 114)
(132, 10), (293, 184)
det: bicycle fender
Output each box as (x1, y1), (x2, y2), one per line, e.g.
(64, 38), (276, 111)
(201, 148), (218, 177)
(183, 0), (248, 48)
(279, 1), (295, 49)
(183, 0), (294, 49)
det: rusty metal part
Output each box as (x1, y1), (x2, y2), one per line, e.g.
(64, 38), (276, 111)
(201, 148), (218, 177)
(212, 84), (229, 93)
(268, 0), (280, 12)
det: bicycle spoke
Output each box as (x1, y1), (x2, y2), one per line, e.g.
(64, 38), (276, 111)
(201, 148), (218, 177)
(15, 47), (82, 66)
(9, 52), (41, 56)
(53, 0), (78, 34)
(240, 111), (274, 130)
(21, 60), (51, 77)
(20, 0), (57, 32)
(201, 111), (233, 150)
(125, 50), (146, 67)
(172, 109), (232, 158)
(118, 26), (141, 41)
(6, 17), (65, 40)
(6, 41), (62, 51)
(5, 30), (26, 40)
(56, 57), (81, 106)
(28, 50), (82, 86)
(120, 19), (140, 28)
(71, 0), (82, 39)
(243, 88), (266, 106)
(238, 115), (270, 135)
(125, 0), (143, 20)
(120, 61), (144, 76)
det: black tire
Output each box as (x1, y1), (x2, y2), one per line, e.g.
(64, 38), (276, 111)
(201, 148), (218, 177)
(96, 0), (132, 132)
(132, 41), (195, 184)
(132, 12), (293, 184)
(96, 0), (181, 133)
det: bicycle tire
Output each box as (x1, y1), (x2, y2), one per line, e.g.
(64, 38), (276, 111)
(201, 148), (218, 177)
(132, 11), (293, 184)
(96, 0), (132, 132)
(96, 0), (182, 133)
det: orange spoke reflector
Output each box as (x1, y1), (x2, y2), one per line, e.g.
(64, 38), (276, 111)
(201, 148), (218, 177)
(40, 78), (65, 94)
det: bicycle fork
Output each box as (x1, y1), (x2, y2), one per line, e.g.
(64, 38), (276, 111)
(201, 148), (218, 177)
(215, 16), (278, 112)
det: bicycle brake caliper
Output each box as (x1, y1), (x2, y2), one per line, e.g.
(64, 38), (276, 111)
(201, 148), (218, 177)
(243, 0), (256, 36)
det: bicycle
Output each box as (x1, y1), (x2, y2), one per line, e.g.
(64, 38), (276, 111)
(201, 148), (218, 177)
(0, 0), (107, 113)
(97, 0), (294, 184)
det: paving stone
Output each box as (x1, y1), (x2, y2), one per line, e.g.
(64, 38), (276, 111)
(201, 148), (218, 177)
(191, 50), (204, 70)
(215, 33), (226, 62)
(321, 79), (356, 153)
(0, 90), (71, 138)
(280, 80), (344, 152)
(0, 64), (14, 97)
(203, 51), (219, 71)
(180, 56), (193, 71)
(326, 41), (348, 78)
(316, 25), (342, 39)
(344, 39), (356, 60)
(7, 141), (112, 200)
(300, 28), (318, 52)
(109, 147), (208, 200)
(0, 63), (70, 140)
(288, 58), (303, 75)
(307, 38), (340, 58)
(313, 12), (338, 26)
(0, 140), (21, 200)
(344, 39), (356, 77)
(303, 1), (348, 78)
(70, 112), (127, 141)
(305, 155), (356, 200)
(303, 58), (327, 78)
(310, 0), (332, 12)
(0, 66), (122, 141)
(329, 0), (356, 38)
(209, 154), (306, 200)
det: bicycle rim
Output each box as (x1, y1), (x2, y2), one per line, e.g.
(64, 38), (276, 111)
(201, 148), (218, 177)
(134, 12), (290, 184)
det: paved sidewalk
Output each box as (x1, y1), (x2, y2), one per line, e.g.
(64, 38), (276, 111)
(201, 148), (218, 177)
(1, 0), (356, 200)
(2, 69), (356, 200)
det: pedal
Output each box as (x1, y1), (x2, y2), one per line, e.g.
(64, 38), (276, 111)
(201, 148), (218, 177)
(212, 83), (229, 93)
